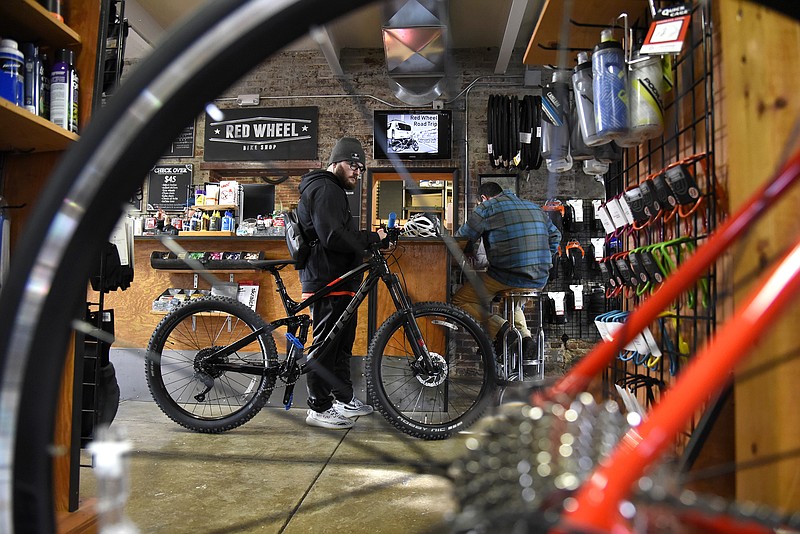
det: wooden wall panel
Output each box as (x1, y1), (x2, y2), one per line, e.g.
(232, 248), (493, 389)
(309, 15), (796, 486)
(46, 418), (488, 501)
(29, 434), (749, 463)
(719, 1), (800, 509)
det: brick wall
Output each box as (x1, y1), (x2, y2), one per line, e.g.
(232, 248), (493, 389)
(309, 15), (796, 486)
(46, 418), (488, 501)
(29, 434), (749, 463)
(128, 46), (604, 221)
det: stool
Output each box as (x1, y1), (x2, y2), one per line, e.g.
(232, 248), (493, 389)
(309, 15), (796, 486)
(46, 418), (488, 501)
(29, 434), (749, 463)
(496, 289), (545, 381)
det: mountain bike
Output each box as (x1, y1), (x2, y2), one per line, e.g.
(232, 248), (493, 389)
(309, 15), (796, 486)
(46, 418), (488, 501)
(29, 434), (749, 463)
(0, 0), (798, 533)
(145, 226), (497, 440)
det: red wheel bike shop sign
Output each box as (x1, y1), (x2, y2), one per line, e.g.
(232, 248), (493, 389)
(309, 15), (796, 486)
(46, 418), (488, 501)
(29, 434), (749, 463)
(203, 106), (318, 161)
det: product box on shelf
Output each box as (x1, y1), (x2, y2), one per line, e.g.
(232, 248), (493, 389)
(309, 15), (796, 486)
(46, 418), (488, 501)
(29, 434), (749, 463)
(219, 180), (238, 205)
(152, 288), (210, 312)
(410, 193), (441, 207)
(149, 250), (265, 270)
(237, 282), (259, 311)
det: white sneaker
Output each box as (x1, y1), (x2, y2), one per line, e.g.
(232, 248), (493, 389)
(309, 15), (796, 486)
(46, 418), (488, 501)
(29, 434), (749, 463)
(305, 407), (354, 429)
(333, 396), (374, 418)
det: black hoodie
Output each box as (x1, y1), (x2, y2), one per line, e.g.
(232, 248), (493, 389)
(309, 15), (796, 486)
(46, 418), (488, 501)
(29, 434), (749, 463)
(296, 169), (381, 293)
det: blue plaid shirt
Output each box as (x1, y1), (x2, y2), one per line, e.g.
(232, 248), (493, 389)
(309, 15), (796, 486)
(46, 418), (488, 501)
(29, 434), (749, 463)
(456, 190), (561, 287)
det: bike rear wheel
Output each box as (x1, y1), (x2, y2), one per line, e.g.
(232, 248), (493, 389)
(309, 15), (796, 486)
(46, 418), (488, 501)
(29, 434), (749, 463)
(146, 297), (278, 433)
(365, 301), (497, 440)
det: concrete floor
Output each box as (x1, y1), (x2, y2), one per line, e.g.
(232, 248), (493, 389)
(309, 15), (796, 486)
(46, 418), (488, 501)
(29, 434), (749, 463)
(80, 399), (471, 534)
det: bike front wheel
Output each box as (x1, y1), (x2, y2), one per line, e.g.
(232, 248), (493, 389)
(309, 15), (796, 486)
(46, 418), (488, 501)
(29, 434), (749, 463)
(366, 301), (497, 440)
(145, 297), (278, 433)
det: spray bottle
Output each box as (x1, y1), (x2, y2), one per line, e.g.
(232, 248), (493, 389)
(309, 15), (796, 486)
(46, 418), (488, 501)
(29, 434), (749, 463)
(50, 48), (79, 133)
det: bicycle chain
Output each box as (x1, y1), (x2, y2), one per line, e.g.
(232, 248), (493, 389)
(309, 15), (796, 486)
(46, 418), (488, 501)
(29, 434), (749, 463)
(447, 395), (800, 532)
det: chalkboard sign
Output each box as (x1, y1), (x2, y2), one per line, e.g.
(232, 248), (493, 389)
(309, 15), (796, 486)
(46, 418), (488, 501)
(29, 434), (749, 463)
(163, 122), (195, 158)
(146, 164), (193, 211)
(203, 106), (318, 161)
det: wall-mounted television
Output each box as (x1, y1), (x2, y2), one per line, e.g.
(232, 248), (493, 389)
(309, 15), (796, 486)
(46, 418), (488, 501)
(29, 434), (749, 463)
(373, 109), (452, 160)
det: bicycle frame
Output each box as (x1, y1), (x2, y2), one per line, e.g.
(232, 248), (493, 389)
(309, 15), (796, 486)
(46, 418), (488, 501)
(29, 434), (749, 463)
(204, 234), (438, 382)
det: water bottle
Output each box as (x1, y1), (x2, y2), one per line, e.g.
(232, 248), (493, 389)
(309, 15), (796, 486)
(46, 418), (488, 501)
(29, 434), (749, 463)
(592, 29), (628, 141)
(572, 51), (606, 147)
(0, 39), (25, 107)
(541, 69), (573, 173)
(627, 50), (666, 143)
(569, 100), (593, 161)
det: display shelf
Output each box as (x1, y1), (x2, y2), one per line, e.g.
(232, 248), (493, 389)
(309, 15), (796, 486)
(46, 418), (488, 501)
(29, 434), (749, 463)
(191, 204), (237, 211)
(150, 310), (235, 316)
(157, 269), (259, 274)
(0, 0), (82, 49)
(0, 0), (84, 154)
(522, 0), (647, 66)
(178, 231), (236, 236)
(0, 100), (78, 153)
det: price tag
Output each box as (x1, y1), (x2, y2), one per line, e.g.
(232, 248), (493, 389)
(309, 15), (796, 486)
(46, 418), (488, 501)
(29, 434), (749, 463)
(569, 285), (584, 310)
(640, 5), (692, 56)
(597, 205), (617, 235)
(567, 199), (584, 222)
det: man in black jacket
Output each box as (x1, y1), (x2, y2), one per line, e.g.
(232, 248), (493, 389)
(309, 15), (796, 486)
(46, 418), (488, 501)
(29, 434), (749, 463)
(296, 137), (386, 429)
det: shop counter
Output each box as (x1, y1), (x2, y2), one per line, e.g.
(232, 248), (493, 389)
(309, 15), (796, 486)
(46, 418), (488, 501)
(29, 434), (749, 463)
(98, 235), (455, 355)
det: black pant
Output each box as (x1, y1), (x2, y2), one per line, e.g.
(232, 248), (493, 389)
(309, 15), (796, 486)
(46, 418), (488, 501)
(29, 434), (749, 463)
(306, 295), (356, 412)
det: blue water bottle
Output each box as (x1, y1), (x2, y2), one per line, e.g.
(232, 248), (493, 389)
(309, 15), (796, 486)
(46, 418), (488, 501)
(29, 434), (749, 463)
(592, 29), (628, 142)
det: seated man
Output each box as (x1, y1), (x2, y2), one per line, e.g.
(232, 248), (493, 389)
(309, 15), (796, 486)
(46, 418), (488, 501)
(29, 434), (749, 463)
(452, 181), (561, 360)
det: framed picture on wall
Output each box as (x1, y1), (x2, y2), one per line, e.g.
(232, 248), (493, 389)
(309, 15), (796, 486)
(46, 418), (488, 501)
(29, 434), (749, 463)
(479, 174), (518, 196)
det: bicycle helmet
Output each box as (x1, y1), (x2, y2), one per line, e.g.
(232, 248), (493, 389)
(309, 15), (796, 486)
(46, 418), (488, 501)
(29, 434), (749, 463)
(402, 213), (441, 238)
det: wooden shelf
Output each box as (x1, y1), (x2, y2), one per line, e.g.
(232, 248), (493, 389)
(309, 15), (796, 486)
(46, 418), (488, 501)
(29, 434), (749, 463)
(178, 231), (236, 236)
(151, 310), (236, 316)
(0, 0), (82, 49)
(523, 0), (648, 67)
(157, 269), (259, 274)
(199, 160), (321, 179)
(0, 99), (78, 153)
(191, 204), (237, 211)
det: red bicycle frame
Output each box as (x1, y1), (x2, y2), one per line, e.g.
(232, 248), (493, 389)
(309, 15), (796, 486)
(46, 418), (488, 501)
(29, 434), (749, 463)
(541, 146), (800, 401)
(560, 238), (800, 533)
(537, 146), (800, 532)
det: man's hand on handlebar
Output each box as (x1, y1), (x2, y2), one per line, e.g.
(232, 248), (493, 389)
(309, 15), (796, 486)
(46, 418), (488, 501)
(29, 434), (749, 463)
(376, 226), (401, 249)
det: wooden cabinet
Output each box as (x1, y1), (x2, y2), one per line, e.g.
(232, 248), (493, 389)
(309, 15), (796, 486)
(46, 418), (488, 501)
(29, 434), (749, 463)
(0, 0), (102, 529)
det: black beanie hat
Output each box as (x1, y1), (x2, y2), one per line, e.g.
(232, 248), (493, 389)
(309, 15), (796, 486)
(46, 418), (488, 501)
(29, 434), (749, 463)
(328, 137), (365, 166)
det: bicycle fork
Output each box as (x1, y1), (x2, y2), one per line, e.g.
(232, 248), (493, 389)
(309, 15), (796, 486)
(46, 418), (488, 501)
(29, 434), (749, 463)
(383, 273), (439, 376)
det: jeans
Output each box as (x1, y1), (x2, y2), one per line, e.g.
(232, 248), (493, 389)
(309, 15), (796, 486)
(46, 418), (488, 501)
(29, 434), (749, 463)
(305, 295), (357, 412)
(451, 272), (534, 339)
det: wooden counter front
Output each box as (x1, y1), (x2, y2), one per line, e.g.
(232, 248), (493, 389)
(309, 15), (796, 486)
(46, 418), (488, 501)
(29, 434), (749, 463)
(98, 236), (453, 355)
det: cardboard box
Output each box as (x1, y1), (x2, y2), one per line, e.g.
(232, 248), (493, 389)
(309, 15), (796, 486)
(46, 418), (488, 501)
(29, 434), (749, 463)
(237, 283), (259, 312)
(410, 193), (441, 207)
(219, 180), (238, 205)
(152, 288), (210, 312)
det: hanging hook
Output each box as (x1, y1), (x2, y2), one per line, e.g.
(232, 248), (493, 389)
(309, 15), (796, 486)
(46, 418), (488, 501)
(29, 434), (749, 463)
(617, 13), (631, 64)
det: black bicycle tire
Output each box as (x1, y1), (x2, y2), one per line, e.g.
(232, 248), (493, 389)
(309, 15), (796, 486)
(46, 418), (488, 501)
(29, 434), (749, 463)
(531, 94), (543, 170)
(0, 0), (796, 531)
(0, 0), (373, 530)
(145, 297), (278, 433)
(487, 95), (495, 168)
(364, 301), (497, 440)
